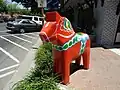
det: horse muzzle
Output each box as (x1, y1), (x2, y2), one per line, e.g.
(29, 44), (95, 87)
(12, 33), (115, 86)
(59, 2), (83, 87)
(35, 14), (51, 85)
(39, 32), (49, 42)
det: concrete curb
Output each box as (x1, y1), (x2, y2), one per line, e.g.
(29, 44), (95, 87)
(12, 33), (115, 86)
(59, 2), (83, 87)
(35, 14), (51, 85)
(58, 84), (79, 90)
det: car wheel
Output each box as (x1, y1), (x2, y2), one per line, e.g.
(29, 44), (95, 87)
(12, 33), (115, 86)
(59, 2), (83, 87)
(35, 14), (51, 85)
(20, 28), (25, 33)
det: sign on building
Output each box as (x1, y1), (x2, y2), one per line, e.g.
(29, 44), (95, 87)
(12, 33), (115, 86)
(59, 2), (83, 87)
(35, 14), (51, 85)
(36, 0), (47, 7)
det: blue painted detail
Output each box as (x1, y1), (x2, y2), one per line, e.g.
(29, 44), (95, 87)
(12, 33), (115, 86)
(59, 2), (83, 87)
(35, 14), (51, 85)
(53, 33), (89, 54)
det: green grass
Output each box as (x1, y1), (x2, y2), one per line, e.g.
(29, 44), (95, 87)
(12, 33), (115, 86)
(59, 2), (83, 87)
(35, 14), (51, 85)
(12, 42), (60, 90)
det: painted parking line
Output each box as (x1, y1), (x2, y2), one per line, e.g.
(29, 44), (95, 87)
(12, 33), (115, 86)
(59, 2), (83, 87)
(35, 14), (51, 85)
(0, 33), (39, 37)
(0, 47), (20, 63)
(109, 48), (120, 56)
(0, 36), (29, 51)
(33, 32), (40, 35)
(22, 34), (37, 39)
(0, 34), (24, 37)
(0, 70), (17, 79)
(0, 30), (10, 33)
(0, 64), (19, 72)
(12, 35), (32, 43)
(27, 33), (39, 36)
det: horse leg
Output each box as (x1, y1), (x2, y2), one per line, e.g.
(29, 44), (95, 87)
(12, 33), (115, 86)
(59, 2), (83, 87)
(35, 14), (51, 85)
(53, 58), (61, 74)
(82, 39), (90, 69)
(53, 50), (61, 74)
(62, 54), (71, 85)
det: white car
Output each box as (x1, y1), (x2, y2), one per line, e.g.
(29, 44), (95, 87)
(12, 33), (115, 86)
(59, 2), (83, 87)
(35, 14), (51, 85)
(17, 15), (44, 25)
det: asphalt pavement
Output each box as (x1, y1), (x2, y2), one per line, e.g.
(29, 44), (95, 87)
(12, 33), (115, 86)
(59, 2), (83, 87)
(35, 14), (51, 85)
(0, 23), (40, 90)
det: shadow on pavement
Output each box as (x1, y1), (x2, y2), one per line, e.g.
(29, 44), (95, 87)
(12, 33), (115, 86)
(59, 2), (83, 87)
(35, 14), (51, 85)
(70, 63), (84, 75)
(102, 44), (120, 49)
(57, 63), (84, 83)
(91, 42), (102, 48)
(90, 42), (120, 49)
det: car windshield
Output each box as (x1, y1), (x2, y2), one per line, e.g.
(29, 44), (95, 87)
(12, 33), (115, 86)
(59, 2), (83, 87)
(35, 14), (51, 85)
(17, 16), (32, 20)
(15, 19), (21, 22)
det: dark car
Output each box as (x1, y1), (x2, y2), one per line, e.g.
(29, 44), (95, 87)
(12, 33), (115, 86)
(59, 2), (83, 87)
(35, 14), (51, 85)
(6, 19), (42, 33)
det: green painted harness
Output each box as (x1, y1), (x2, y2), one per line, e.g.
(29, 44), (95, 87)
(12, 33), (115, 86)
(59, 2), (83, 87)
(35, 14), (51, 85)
(52, 18), (89, 54)
(53, 33), (89, 54)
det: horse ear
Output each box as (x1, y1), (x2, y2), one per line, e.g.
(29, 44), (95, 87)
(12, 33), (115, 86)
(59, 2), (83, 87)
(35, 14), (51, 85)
(46, 11), (61, 23)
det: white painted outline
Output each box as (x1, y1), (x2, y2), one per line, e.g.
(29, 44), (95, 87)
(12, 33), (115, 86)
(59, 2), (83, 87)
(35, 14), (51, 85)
(0, 70), (17, 79)
(58, 32), (75, 38)
(49, 24), (58, 39)
(0, 36), (29, 51)
(22, 34), (37, 39)
(0, 33), (39, 37)
(0, 64), (19, 72)
(12, 35), (32, 43)
(40, 18), (75, 39)
(40, 23), (59, 41)
(0, 30), (11, 32)
(0, 34), (20, 37)
(25, 33), (39, 38)
(45, 22), (50, 27)
(0, 47), (20, 63)
(26, 33), (38, 36)
(39, 32), (50, 41)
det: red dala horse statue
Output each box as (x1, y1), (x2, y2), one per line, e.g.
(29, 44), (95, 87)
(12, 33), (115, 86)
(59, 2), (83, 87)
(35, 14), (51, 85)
(39, 11), (91, 85)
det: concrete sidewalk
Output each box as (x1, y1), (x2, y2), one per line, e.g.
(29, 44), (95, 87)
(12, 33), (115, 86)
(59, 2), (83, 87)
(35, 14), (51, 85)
(68, 47), (120, 90)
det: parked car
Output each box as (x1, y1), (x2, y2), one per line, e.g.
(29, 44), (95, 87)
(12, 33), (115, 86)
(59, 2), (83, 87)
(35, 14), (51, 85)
(0, 16), (4, 23)
(17, 15), (44, 25)
(6, 19), (42, 33)
(8, 17), (16, 22)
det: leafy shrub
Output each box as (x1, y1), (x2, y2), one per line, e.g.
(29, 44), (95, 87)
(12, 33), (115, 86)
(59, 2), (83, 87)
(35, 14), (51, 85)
(35, 43), (52, 65)
(12, 75), (59, 90)
(12, 42), (60, 90)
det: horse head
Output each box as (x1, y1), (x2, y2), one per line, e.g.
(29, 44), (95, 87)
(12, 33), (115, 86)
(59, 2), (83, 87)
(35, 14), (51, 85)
(39, 11), (75, 44)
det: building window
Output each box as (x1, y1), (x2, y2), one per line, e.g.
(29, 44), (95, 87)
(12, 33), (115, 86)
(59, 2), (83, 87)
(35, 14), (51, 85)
(34, 17), (38, 21)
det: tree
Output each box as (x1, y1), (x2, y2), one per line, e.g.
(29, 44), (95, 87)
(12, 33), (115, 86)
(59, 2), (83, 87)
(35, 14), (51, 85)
(0, 0), (3, 5)
(12, 0), (38, 12)
(0, 0), (7, 13)
(7, 3), (21, 13)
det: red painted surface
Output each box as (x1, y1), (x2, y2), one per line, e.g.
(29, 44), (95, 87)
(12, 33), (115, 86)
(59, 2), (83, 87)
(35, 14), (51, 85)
(39, 11), (91, 85)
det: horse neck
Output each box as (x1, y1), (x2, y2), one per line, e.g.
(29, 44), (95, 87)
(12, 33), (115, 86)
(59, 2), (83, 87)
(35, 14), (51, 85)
(52, 17), (75, 46)
(56, 32), (75, 46)
(50, 30), (75, 46)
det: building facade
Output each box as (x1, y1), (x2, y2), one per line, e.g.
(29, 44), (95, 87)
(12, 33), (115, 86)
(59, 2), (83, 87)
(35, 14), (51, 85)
(61, 0), (120, 46)
(94, 0), (120, 46)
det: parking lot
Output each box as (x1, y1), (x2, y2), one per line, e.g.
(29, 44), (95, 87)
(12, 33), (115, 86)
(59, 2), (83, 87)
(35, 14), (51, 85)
(0, 23), (40, 90)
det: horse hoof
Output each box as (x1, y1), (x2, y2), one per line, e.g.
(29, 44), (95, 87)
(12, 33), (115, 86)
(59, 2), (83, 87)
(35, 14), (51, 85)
(60, 81), (70, 85)
(84, 68), (89, 70)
